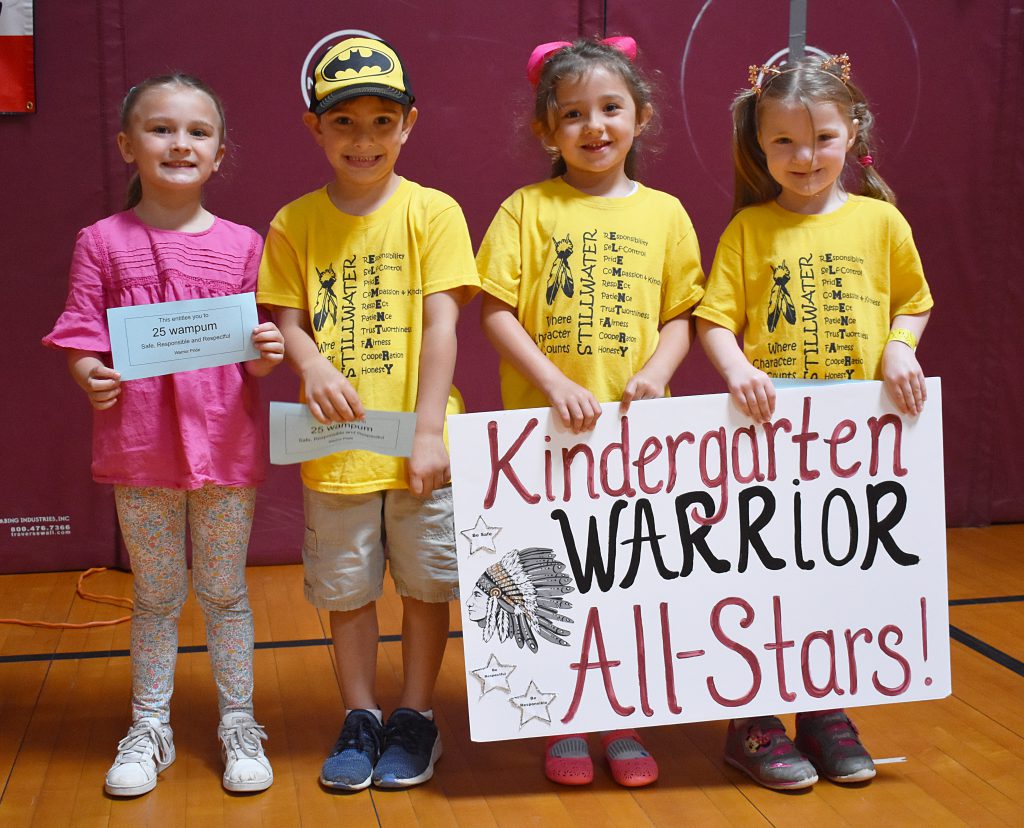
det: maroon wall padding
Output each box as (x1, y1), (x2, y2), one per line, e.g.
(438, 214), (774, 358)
(2, 1), (1021, 573)
(605, 0), (1024, 527)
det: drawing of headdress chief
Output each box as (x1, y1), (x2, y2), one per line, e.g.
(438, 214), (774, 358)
(465, 547), (574, 653)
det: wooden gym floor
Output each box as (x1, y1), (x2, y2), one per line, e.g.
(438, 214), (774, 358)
(0, 524), (1022, 827)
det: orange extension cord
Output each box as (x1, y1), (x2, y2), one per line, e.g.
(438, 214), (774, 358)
(0, 567), (132, 628)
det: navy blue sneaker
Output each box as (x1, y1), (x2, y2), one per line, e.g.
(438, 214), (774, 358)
(320, 709), (383, 790)
(372, 708), (442, 788)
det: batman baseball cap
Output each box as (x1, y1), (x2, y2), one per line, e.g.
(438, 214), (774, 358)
(308, 36), (414, 115)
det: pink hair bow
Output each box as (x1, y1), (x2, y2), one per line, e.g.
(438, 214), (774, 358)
(526, 36), (638, 87)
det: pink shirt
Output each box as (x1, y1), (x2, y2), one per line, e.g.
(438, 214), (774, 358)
(43, 211), (267, 489)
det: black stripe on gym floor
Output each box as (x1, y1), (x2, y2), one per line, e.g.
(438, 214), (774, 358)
(0, 631), (463, 664)
(2, 608), (1022, 678)
(948, 626), (1024, 676)
(948, 595), (1024, 606)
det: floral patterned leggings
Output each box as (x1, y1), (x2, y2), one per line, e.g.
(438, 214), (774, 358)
(115, 485), (256, 724)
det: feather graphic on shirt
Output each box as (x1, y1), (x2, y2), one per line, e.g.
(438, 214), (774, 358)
(313, 264), (338, 332)
(767, 261), (797, 333)
(546, 235), (575, 305)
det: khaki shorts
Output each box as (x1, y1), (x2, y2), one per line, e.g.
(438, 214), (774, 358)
(301, 485), (458, 611)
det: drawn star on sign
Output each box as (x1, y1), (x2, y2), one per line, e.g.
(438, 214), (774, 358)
(460, 515), (502, 555)
(470, 654), (516, 696)
(510, 680), (558, 727)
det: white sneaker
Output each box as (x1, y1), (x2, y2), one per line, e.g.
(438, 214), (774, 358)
(104, 718), (175, 796)
(219, 712), (273, 792)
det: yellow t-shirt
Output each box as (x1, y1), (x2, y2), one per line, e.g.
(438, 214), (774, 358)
(694, 196), (933, 380)
(257, 179), (479, 493)
(477, 178), (705, 408)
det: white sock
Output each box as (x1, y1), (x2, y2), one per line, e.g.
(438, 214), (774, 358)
(347, 708), (383, 725)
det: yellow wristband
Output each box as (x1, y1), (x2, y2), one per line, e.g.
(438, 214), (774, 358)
(887, 328), (918, 351)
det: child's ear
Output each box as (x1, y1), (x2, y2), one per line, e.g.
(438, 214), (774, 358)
(531, 119), (559, 156)
(400, 106), (419, 144)
(116, 131), (134, 163)
(635, 102), (654, 135)
(847, 118), (860, 151)
(213, 142), (226, 172)
(302, 111), (324, 144)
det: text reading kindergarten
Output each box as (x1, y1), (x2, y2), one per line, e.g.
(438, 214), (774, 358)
(449, 381), (949, 742)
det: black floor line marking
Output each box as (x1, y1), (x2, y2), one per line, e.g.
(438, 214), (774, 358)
(0, 631), (463, 665)
(4, 608), (1023, 681)
(948, 625), (1024, 677)
(949, 595), (1024, 606)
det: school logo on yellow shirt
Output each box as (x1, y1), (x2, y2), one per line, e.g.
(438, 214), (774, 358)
(546, 235), (575, 305)
(314, 263), (338, 331)
(767, 261), (797, 332)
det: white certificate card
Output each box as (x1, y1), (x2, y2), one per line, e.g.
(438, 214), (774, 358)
(270, 402), (417, 464)
(107, 293), (260, 380)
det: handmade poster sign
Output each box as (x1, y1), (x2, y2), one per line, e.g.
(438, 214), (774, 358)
(449, 381), (949, 742)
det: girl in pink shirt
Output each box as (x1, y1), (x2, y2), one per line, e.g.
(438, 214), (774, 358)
(44, 74), (283, 797)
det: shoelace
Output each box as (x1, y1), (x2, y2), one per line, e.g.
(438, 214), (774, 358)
(383, 714), (432, 752)
(116, 720), (171, 764)
(219, 719), (268, 759)
(333, 715), (380, 757)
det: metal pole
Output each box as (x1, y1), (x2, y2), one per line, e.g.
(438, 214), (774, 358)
(788, 0), (807, 60)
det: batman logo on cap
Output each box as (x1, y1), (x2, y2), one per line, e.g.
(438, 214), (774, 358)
(323, 46), (393, 79)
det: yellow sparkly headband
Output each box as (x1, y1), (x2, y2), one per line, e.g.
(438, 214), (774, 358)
(747, 52), (851, 98)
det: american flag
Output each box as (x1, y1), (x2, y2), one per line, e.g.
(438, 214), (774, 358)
(0, 0), (34, 113)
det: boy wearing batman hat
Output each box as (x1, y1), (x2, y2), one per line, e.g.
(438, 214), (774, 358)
(257, 35), (479, 791)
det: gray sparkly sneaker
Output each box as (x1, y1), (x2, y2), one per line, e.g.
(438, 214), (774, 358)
(795, 710), (876, 783)
(724, 716), (818, 790)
